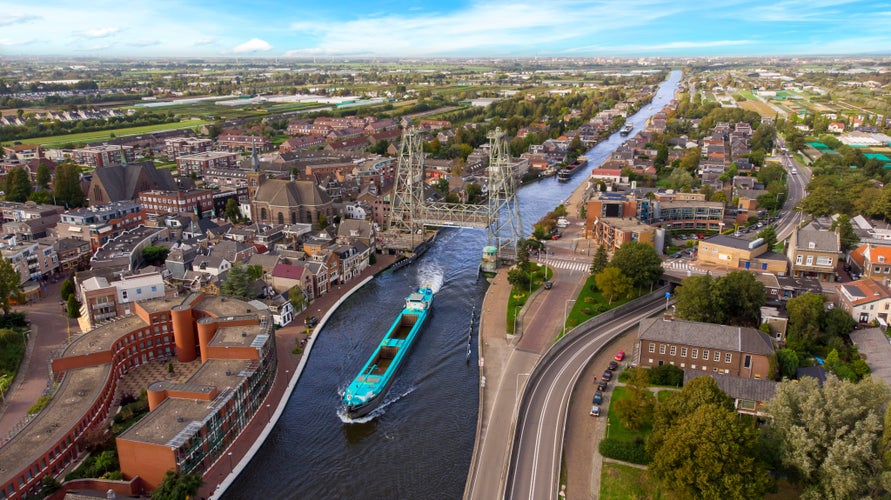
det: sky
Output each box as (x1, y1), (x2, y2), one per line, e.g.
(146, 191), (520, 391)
(1, 0), (890, 58)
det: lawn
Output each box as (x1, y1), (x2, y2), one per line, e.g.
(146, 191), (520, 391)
(10, 119), (208, 147)
(605, 386), (653, 442)
(561, 275), (635, 338)
(600, 462), (672, 500)
(506, 262), (553, 334)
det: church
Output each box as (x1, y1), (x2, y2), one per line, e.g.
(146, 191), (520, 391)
(246, 147), (335, 226)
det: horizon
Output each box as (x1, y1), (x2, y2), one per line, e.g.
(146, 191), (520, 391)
(2, 0), (891, 59)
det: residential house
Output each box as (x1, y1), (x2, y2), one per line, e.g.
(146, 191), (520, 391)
(271, 263), (310, 295)
(192, 255), (231, 277)
(837, 278), (891, 324)
(848, 243), (891, 283)
(787, 223), (841, 281)
(684, 371), (777, 417)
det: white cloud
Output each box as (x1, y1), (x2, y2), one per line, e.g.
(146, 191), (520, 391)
(0, 38), (36, 46)
(80, 27), (121, 38)
(194, 37), (217, 46)
(232, 38), (272, 53)
(0, 14), (40, 27)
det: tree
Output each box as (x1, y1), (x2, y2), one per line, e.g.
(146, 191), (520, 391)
(288, 286), (305, 312)
(831, 214), (860, 252)
(613, 367), (655, 430)
(507, 266), (531, 290)
(765, 375), (890, 499)
(3, 167), (31, 202)
(247, 264), (264, 280)
(757, 225), (777, 251)
(53, 162), (85, 208)
(0, 258), (23, 315)
(674, 274), (719, 323)
(60, 278), (75, 301)
(141, 246), (169, 266)
(316, 214), (328, 229)
(648, 375), (734, 455)
(220, 263), (251, 299)
(713, 271), (765, 327)
(595, 267), (632, 304)
(66, 294), (80, 318)
(649, 404), (771, 499)
(35, 163), (51, 189)
(608, 241), (663, 292)
(822, 307), (855, 339)
(589, 245), (608, 275)
(151, 470), (204, 500)
(224, 198), (240, 223)
(786, 293), (825, 351)
(775, 349), (799, 379)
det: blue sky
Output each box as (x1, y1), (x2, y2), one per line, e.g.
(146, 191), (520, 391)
(1, 0), (890, 58)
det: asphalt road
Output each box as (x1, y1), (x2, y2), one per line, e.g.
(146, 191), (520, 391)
(775, 138), (811, 242)
(505, 294), (668, 500)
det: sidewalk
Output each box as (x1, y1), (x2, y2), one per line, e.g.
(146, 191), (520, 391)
(0, 276), (78, 438)
(199, 253), (396, 499)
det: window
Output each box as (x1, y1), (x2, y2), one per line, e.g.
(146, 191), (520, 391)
(659, 344), (666, 354)
(669, 346), (676, 356)
(121, 290), (128, 299)
(151, 286), (157, 292)
(681, 347), (688, 358)
(713, 351), (720, 362)
(702, 350), (709, 360)
(796, 254), (802, 265)
(806, 255), (813, 265)
(692, 348), (698, 359)
(648, 343), (655, 353)
(724, 353), (732, 363)
(744, 355), (752, 368)
(136, 288), (142, 295)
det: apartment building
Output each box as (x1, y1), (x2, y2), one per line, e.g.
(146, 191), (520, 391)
(175, 151), (239, 175)
(72, 144), (135, 168)
(76, 271), (167, 330)
(139, 189), (213, 216)
(51, 202), (145, 251)
(164, 137), (213, 159)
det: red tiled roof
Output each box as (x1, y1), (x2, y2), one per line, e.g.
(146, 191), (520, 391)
(272, 263), (305, 280)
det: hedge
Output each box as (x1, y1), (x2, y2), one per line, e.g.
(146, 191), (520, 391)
(598, 436), (651, 465)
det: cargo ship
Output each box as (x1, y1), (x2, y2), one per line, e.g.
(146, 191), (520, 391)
(343, 287), (434, 418)
(619, 123), (634, 136)
(557, 157), (587, 182)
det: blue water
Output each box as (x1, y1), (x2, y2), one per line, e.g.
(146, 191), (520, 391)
(226, 69), (682, 499)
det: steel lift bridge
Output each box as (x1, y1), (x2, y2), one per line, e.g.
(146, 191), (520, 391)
(384, 127), (523, 263)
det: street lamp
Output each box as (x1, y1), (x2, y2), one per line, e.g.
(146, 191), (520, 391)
(563, 299), (576, 337)
(227, 451), (233, 470)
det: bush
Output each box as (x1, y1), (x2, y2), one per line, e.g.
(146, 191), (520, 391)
(648, 364), (684, 386)
(27, 395), (51, 414)
(598, 436), (651, 465)
(0, 313), (27, 328)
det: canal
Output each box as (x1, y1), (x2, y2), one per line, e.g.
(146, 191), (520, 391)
(226, 69), (682, 499)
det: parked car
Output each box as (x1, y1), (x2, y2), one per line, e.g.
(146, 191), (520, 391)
(305, 316), (319, 327)
(552, 232), (562, 240)
(608, 360), (619, 371)
(602, 370), (613, 381)
(615, 350), (625, 361)
(597, 379), (608, 392)
(593, 391), (604, 404)
(590, 405), (601, 417)
(544, 281), (553, 290)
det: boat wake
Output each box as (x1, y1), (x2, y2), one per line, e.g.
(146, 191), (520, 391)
(416, 259), (444, 294)
(337, 386), (417, 424)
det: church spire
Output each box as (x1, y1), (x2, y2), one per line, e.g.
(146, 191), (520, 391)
(251, 138), (259, 172)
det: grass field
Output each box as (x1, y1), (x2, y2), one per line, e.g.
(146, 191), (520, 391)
(506, 262), (553, 334)
(600, 462), (671, 500)
(8, 119), (208, 147)
(562, 275), (635, 337)
(739, 99), (778, 118)
(606, 386), (653, 442)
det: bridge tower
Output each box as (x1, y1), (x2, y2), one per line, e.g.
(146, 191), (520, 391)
(486, 127), (523, 259)
(387, 127), (425, 238)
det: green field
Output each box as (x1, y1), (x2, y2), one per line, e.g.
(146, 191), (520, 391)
(600, 462), (671, 500)
(9, 119), (209, 147)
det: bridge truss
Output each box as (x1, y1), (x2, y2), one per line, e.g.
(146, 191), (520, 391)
(385, 127), (523, 260)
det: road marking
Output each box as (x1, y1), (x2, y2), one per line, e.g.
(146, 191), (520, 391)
(536, 257), (589, 273)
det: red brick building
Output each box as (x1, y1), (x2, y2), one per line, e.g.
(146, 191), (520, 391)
(175, 151), (240, 175)
(139, 189), (214, 216)
(73, 145), (136, 168)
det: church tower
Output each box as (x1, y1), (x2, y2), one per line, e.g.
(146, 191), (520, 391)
(246, 139), (265, 221)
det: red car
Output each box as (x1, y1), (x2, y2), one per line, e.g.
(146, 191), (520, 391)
(614, 350), (625, 361)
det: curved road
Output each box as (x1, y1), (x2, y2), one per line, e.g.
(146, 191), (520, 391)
(775, 137), (812, 242)
(505, 293), (668, 500)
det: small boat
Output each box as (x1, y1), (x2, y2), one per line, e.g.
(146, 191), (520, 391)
(619, 123), (634, 136)
(343, 287), (435, 419)
(557, 157), (587, 182)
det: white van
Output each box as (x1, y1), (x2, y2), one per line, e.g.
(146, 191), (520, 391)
(556, 217), (570, 228)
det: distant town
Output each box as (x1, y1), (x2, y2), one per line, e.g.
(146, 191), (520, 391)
(0, 56), (890, 499)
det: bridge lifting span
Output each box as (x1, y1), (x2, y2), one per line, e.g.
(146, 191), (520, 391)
(385, 127), (523, 261)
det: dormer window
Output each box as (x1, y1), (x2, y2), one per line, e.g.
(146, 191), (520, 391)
(808, 242), (816, 249)
(880, 256), (886, 263)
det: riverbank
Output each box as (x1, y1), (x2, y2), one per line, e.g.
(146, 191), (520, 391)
(202, 253), (397, 500)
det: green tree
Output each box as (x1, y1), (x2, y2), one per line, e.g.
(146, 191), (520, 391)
(589, 245), (608, 275)
(316, 214), (328, 229)
(786, 293), (825, 351)
(465, 183), (483, 204)
(224, 198), (240, 223)
(822, 307), (856, 338)
(3, 167), (31, 202)
(595, 267), (632, 304)
(831, 213), (860, 252)
(648, 375), (734, 455)
(608, 241), (663, 292)
(507, 266), (531, 290)
(220, 263), (252, 299)
(674, 274), (718, 323)
(35, 163), (51, 189)
(151, 470), (204, 500)
(60, 278), (75, 301)
(66, 294), (80, 318)
(141, 246), (169, 266)
(650, 404), (771, 499)
(757, 225), (777, 251)
(765, 375), (890, 499)
(713, 271), (765, 327)
(613, 367), (655, 431)
(0, 258), (23, 315)
(246, 264), (264, 280)
(775, 349), (800, 380)
(53, 162), (86, 208)
(288, 286), (305, 312)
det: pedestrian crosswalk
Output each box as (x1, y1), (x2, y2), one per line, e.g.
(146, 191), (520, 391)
(663, 260), (708, 274)
(536, 257), (591, 273)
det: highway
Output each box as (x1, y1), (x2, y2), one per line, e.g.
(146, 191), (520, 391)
(504, 292), (668, 500)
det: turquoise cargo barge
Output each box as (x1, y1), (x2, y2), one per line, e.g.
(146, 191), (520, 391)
(343, 287), (434, 418)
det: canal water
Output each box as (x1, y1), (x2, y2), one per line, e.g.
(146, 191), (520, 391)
(227, 69), (682, 499)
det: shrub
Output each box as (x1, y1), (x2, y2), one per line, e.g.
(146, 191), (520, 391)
(27, 395), (51, 414)
(598, 436), (651, 465)
(0, 313), (27, 328)
(648, 364), (684, 386)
